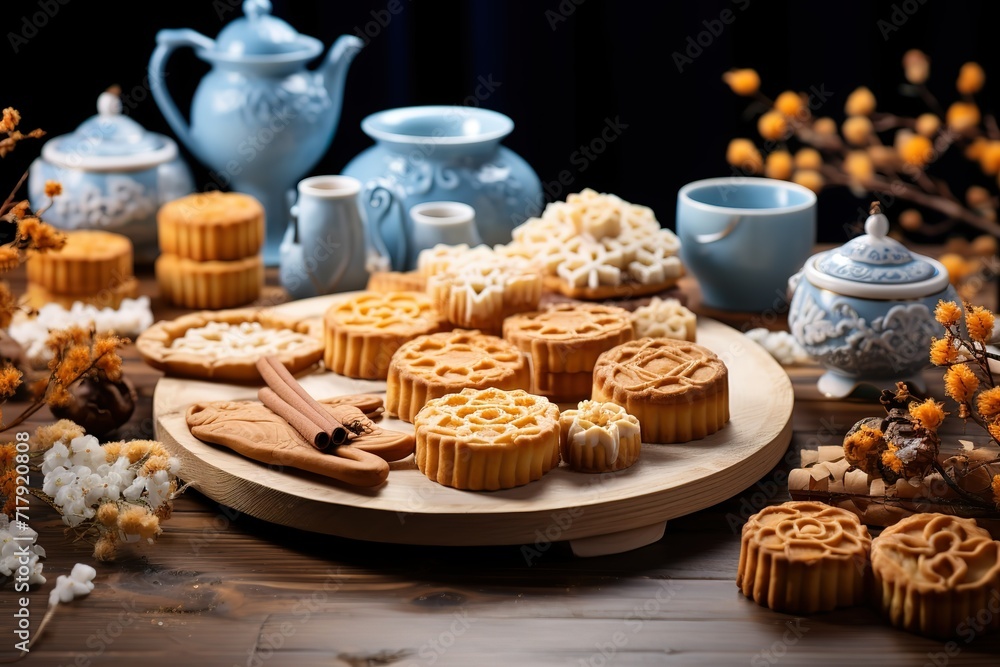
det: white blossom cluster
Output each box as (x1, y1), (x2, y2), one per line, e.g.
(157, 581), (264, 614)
(49, 562), (96, 605)
(744, 328), (812, 366)
(9, 297), (153, 369)
(41, 434), (178, 532)
(0, 513), (46, 586)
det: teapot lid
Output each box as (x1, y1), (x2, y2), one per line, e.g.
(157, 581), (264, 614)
(212, 0), (321, 60)
(803, 209), (950, 299)
(41, 91), (177, 172)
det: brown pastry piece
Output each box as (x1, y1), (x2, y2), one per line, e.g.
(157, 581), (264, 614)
(323, 291), (447, 380)
(592, 337), (729, 443)
(737, 501), (872, 614)
(158, 191), (264, 261)
(503, 303), (633, 401)
(155, 253), (263, 309)
(543, 275), (682, 301)
(27, 229), (133, 295)
(532, 370), (595, 403)
(414, 387), (560, 490)
(187, 395), (414, 487)
(871, 513), (1000, 638)
(386, 329), (530, 423)
(136, 308), (324, 383)
(503, 303), (634, 375)
(366, 271), (427, 293)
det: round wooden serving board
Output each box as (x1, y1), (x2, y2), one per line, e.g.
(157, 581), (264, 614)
(154, 295), (793, 555)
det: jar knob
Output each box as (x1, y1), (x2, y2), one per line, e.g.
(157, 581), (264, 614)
(97, 89), (122, 117)
(865, 212), (889, 239)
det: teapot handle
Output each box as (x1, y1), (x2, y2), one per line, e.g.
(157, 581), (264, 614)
(148, 29), (215, 154)
(362, 184), (399, 273)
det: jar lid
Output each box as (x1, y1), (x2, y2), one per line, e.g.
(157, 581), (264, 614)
(42, 91), (177, 172)
(211, 0), (321, 60)
(804, 211), (950, 299)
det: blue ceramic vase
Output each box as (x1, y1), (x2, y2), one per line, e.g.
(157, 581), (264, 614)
(342, 106), (543, 270)
(788, 210), (958, 398)
(148, 0), (362, 264)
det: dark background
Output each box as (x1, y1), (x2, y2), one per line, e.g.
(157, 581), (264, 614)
(2, 0), (999, 242)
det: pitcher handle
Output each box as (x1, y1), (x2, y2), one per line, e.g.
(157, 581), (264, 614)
(148, 28), (215, 153)
(362, 184), (399, 272)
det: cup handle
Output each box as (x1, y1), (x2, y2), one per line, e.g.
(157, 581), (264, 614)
(361, 184), (396, 273)
(693, 215), (742, 244)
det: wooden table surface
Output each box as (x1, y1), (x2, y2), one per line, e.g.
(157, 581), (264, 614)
(4, 269), (1000, 667)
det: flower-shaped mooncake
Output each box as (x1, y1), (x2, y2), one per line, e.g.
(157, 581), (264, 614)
(737, 501), (872, 614)
(871, 513), (1000, 638)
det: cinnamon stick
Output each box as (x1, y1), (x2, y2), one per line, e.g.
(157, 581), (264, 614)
(258, 387), (331, 452)
(255, 356), (351, 445)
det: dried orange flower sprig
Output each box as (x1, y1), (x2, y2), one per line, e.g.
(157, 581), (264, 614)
(0, 326), (129, 433)
(723, 51), (1000, 240)
(836, 300), (1000, 514)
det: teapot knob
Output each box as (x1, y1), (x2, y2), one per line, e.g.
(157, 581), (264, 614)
(244, 0), (272, 19)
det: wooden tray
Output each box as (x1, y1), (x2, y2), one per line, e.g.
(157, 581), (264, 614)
(154, 295), (793, 556)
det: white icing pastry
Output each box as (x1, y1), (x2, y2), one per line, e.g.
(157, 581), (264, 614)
(559, 400), (641, 470)
(630, 297), (697, 341)
(500, 189), (682, 290)
(168, 321), (315, 360)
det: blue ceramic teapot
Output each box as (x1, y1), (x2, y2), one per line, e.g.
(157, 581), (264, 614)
(148, 0), (362, 263)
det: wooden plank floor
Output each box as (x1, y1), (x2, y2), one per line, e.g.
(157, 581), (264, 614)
(2, 269), (999, 666)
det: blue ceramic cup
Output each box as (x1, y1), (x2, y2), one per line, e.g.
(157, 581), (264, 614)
(677, 177), (817, 312)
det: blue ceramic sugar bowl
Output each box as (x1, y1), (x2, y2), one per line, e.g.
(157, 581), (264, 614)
(28, 91), (193, 264)
(788, 209), (958, 398)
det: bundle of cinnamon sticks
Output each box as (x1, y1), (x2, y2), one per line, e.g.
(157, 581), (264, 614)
(256, 356), (352, 452)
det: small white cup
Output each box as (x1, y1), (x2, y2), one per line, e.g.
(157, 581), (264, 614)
(408, 201), (482, 265)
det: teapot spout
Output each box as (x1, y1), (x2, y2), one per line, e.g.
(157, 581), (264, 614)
(321, 35), (364, 116)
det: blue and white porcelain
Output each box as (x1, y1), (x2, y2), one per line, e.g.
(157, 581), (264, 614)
(28, 91), (193, 264)
(148, 0), (363, 264)
(279, 175), (381, 299)
(342, 105), (543, 270)
(788, 210), (958, 398)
